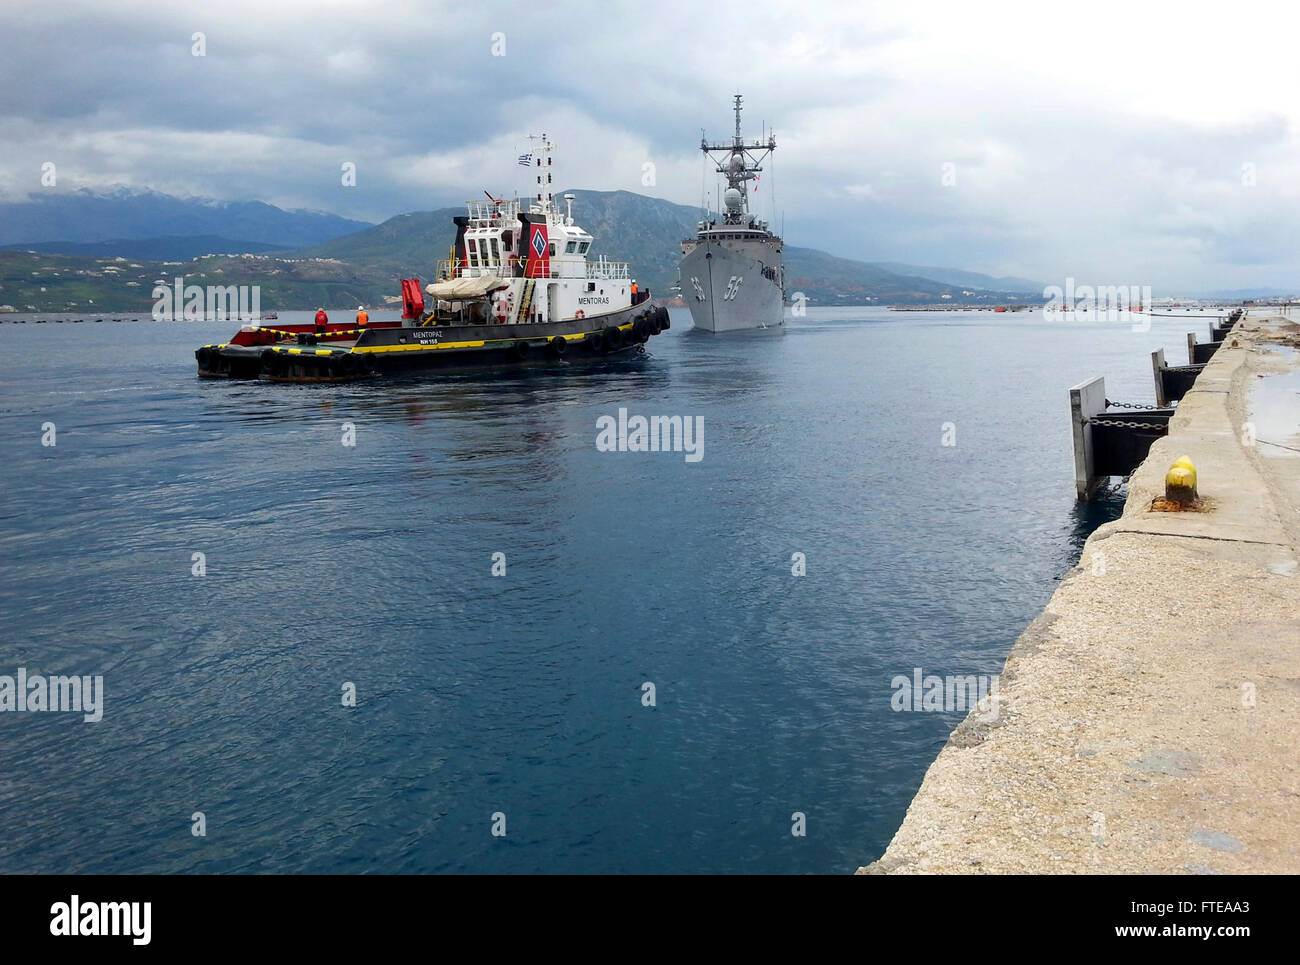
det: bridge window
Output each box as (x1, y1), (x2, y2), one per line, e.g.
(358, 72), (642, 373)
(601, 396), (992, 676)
(578, 242), (590, 254)
(565, 241), (577, 254)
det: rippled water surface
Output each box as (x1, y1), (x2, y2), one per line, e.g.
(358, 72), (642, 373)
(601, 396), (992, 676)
(0, 307), (1213, 872)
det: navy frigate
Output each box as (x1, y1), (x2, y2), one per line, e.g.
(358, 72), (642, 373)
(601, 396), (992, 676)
(679, 95), (784, 333)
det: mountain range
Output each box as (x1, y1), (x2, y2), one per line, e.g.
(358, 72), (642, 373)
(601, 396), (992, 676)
(0, 188), (370, 249)
(0, 187), (1047, 312)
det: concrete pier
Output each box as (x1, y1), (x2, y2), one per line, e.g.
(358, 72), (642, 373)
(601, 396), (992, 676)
(861, 314), (1300, 875)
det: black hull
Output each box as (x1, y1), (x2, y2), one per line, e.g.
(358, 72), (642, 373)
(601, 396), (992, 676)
(196, 305), (670, 382)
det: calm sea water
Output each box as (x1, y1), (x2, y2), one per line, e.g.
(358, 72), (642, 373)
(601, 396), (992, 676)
(0, 307), (1218, 873)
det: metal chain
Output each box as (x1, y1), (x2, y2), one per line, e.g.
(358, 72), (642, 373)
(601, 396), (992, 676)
(1104, 399), (1154, 409)
(1084, 418), (1169, 430)
(1097, 473), (1131, 497)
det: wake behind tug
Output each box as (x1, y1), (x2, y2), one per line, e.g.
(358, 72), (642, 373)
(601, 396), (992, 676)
(196, 135), (667, 382)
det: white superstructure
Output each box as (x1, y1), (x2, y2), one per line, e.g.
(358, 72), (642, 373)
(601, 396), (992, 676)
(431, 136), (643, 327)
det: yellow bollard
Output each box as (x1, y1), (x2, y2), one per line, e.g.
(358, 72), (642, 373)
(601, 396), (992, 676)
(1165, 456), (1198, 505)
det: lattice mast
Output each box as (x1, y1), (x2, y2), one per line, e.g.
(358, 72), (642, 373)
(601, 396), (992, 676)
(700, 94), (776, 222)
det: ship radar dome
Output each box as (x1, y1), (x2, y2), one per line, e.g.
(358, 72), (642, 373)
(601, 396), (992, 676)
(723, 187), (743, 211)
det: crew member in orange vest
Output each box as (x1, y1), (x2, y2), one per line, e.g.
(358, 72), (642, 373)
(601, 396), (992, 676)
(631, 281), (639, 302)
(356, 305), (368, 328)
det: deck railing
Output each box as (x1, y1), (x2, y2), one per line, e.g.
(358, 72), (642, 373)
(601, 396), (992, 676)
(436, 258), (631, 282)
(436, 259), (524, 280)
(463, 199), (520, 223)
(586, 259), (630, 280)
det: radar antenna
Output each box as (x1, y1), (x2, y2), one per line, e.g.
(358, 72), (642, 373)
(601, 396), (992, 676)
(700, 93), (776, 222)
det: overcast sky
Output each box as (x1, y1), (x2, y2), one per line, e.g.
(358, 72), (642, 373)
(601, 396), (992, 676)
(2, 0), (1297, 290)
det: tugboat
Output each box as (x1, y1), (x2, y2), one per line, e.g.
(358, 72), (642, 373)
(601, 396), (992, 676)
(196, 135), (666, 382)
(679, 94), (784, 333)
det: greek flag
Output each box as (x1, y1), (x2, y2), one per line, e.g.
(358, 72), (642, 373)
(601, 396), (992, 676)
(517, 153), (532, 166)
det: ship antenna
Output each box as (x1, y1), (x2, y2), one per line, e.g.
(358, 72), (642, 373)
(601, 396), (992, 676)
(700, 129), (708, 217)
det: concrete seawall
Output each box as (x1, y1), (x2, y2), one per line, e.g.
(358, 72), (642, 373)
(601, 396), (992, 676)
(861, 314), (1300, 874)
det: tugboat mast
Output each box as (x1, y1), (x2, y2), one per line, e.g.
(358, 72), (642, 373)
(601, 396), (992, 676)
(527, 133), (555, 214)
(700, 93), (776, 222)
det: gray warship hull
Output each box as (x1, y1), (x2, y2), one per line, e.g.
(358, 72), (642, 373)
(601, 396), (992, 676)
(679, 240), (784, 333)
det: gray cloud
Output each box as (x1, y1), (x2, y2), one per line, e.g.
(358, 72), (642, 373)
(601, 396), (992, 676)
(2, 0), (1297, 290)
